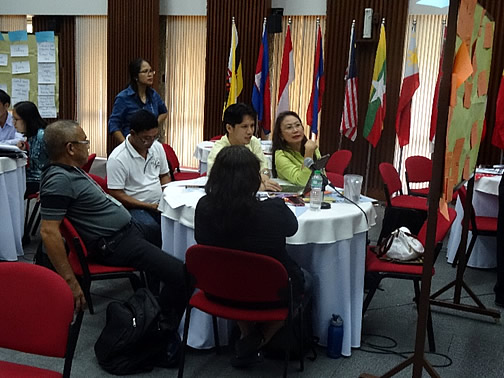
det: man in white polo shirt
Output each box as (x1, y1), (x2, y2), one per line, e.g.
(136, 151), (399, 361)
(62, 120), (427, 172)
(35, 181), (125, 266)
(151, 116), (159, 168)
(107, 109), (170, 247)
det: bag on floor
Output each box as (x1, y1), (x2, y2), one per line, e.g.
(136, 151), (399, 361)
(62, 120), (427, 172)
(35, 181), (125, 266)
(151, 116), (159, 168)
(376, 226), (424, 261)
(94, 288), (180, 375)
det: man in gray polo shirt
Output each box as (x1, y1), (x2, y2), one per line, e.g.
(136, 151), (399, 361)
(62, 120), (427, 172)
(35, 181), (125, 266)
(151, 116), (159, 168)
(40, 120), (189, 331)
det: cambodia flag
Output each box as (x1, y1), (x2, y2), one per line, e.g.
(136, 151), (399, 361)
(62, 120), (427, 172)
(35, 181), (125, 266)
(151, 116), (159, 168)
(252, 20), (271, 134)
(306, 23), (325, 136)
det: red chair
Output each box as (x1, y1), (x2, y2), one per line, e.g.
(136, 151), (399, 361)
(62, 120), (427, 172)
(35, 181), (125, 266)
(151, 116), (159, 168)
(326, 172), (344, 188)
(364, 207), (457, 352)
(81, 153), (97, 173)
(24, 192), (41, 242)
(178, 245), (304, 377)
(405, 155), (432, 197)
(162, 143), (201, 181)
(209, 135), (223, 141)
(60, 218), (144, 315)
(88, 173), (108, 193)
(379, 162), (428, 211)
(0, 262), (83, 377)
(326, 149), (352, 175)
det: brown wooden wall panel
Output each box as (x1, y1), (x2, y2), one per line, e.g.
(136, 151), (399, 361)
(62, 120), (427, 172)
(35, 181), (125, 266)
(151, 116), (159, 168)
(323, 0), (409, 199)
(33, 16), (76, 122)
(203, 0), (271, 140)
(107, 0), (159, 154)
(475, 0), (504, 165)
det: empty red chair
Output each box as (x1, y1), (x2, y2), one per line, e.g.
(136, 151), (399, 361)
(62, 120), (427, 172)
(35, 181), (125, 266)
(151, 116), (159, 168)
(81, 153), (96, 173)
(405, 155), (432, 197)
(209, 135), (223, 141)
(326, 172), (344, 188)
(162, 143), (201, 181)
(326, 149), (352, 175)
(88, 173), (108, 193)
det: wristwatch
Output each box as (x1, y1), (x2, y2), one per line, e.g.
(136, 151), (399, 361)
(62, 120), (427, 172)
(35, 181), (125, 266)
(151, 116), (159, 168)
(261, 168), (271, 179)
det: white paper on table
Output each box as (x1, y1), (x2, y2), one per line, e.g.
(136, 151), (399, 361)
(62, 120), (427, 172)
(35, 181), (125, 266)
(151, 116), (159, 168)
(38, 84), (55, 95)
(0, 54), (8, 66)
(38, 106), (57, 118)
(162, 176), (208, 209)
(38, 63), (56, 84)
(11, 78), (29, 101)
(37, 42), (56, 63)
(10, 44), (28, 57)
(38, 95), (55, 108)
(12, 61), (30, 74)
(0, 83), (7, 93)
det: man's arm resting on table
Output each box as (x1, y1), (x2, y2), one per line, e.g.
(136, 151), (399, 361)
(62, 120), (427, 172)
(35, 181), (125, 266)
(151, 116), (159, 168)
(160, 172), (171, 186)
(40, 219), (87, 311)
(108, 189), (159, 211)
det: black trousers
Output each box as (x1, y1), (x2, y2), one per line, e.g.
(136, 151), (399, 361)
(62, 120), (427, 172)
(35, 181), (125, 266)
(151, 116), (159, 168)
(496, 175), (504, 300)
(95, 222), (190, 331)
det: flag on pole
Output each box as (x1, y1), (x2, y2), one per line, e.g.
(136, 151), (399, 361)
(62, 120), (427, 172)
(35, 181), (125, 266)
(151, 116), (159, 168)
(395, 21), (420, 148)
(363, 22), (387, 147)
(340, 21), (358, 142)
(491, 70), (504, 149)
(277, 22), (294, 115)
(306, 21), (325, 136)
(223, 18), (243, 116)
(430, 23), (446, 142)
(252, 18), (271, 134)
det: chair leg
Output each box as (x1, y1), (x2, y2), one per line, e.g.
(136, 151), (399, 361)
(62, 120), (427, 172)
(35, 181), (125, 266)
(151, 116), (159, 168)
(26, 201), (41, 236)
(212, 315), (221, 355)
(362, 274), (381, 315)
(80, 277), (94, 315)
(426, 306), (436, 353)
(298, 305), (304, 372)
(284, 313), (291, 378)
(178, 306), (192, 378)
(31, 212), (42, 236)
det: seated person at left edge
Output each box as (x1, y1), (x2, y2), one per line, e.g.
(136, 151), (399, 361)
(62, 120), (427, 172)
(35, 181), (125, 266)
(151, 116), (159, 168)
(207, 102), (281, 192)
(108, 57), (167, 144)
(107, 109), (170, 248)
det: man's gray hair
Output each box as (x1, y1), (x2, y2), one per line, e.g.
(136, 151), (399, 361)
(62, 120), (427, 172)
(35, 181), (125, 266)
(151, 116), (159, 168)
(44, 120), (80, 160)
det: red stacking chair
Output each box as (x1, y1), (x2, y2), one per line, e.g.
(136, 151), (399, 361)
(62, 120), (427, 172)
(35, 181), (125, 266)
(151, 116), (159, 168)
(0, 262), (83, 377)
(209, 135), (223, 141)
(405, 155), (432, 197)
(453, 186), (498, 266)
(364, 207), (457, 353)
(178, 245), (305, 378)
(81, 153), (97, 173)
(88, 173), (108, 193)
(326, 172), (344, 188)
(60, 218), (144, 314)
(162, 143), (201, 181)
(24, 192), (41, 242)
(326, 149), (352, 175)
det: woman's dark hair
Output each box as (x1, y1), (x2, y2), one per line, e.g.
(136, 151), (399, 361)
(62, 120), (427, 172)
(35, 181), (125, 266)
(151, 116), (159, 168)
(271, 111), (308, 177)
(128, 57), (151, 93)
(14, 101), (47, 138)
(205, 145), (261, 229)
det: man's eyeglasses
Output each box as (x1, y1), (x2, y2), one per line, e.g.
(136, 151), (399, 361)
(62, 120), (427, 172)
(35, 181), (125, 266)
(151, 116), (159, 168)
(139, 69), (156, 75)
(138, 135), (159, 145)
(67, 140), (90, 146)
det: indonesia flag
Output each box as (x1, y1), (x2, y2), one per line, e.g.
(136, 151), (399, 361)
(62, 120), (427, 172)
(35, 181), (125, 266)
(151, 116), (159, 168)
(340, 21), (358, 142)
(252, 19), (271, 134)
(277, 23), (294, 116)
(306, 22), (325, 136)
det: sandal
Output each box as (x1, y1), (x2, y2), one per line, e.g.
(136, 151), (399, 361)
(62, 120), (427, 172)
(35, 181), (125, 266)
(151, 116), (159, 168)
(235, 329), (264, 358)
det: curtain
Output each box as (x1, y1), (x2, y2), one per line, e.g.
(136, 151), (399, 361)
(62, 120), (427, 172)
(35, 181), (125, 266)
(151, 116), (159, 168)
(165, 16), (206, 169)
(0, 16), (26, 32)
(393, 14), (445, 191)
(75, 16), (108, 158)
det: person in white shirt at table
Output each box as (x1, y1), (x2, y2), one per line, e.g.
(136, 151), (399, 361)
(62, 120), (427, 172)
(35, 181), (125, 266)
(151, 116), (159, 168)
(207, 103), (281, 192)
(107, 109), (170, 248)
(0, 90), (23, 145)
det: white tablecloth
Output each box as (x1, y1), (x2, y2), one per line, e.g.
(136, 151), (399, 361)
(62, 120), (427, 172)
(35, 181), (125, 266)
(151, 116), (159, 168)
(194, 140), (273, 174)
(0, 157), (27, 261)
(160, 178), (377, 356)
(446, 176), (500, 268)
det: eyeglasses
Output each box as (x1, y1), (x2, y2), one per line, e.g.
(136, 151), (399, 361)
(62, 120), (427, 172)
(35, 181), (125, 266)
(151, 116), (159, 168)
(137, 135), (159, 145)
(282, 122), (304, 133)
(67, 140), (90, 147)
(139, 69), (156, 75)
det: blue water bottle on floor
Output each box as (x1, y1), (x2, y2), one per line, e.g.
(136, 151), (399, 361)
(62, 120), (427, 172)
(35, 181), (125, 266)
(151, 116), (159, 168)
(327, 314), (343, 358)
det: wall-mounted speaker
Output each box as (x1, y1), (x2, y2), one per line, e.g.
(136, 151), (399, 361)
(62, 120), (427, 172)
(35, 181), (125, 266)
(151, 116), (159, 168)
(267, 8), (283, 34)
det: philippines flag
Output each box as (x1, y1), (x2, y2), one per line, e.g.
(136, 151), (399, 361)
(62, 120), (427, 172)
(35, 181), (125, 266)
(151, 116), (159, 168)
(252, 19), (271, 134)
(277, 23), (294, 116)
(340, 21), (358, 141)
(306, 23), (325, 136)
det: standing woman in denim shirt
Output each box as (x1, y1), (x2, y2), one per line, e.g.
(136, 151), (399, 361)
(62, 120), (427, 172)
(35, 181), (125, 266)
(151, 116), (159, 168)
(13, 101), (49, 196)
(108, 58), (168, 144)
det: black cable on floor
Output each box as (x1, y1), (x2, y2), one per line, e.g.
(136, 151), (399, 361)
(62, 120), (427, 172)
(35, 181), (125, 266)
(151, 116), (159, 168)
(360, 333), (453, 368)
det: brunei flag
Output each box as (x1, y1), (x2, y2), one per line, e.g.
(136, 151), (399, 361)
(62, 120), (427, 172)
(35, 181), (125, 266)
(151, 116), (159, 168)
(223, 18), (243, 116)
(363, 23), (387, 147)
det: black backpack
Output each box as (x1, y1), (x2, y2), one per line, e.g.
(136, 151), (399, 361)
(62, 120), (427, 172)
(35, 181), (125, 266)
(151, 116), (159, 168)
(94, 288), (180, 375)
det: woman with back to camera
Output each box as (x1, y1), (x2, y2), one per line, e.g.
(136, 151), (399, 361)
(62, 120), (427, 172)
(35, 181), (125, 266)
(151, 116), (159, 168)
(272, 111), (322, 186)
(195, 145), (309, 367)
(13, 101), (49, 196)
(108, 57), (168, 143)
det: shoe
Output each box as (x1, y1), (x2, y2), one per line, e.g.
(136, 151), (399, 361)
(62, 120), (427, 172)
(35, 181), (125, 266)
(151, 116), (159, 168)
(235, 329), (264, 358)
(155, 331), (181, 368)
(230, 351), (264, 368)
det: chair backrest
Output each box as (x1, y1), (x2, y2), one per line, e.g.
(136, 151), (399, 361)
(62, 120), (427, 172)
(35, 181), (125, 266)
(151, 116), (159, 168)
(60, 217), (89, 276)
(162, 143), (180, 178)
(416, 207), (457, 246)
(88, 173), (108, 193)
(0, 262), (76, 357)
(186, 244), (289, 304)
(81, 153), (97, 173)
(209, 135), (223, 141)
(379, 162), (403, 197)
(326, 172), (344, 188)
(326, 150), (352, 175)
(456, 185), (478, 229)
(405, 155), (432, 184)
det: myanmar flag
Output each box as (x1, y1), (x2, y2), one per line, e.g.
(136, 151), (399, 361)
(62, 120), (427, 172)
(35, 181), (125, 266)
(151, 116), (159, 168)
(363, 24), (387, 148)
